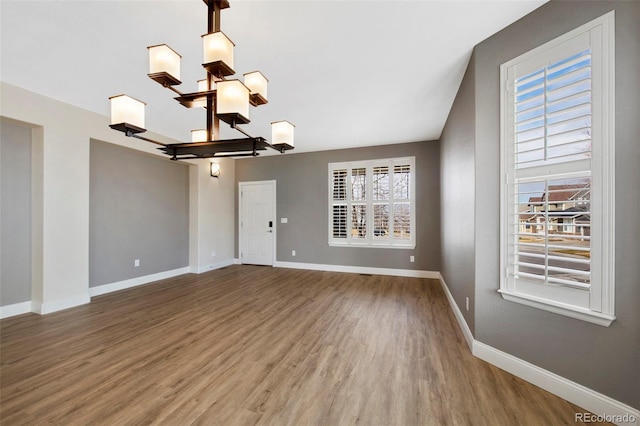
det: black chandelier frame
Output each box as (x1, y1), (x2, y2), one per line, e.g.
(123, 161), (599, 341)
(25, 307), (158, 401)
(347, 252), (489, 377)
(109, 0), (294, 161)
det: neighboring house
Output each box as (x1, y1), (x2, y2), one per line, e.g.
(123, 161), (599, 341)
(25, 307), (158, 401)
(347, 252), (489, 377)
(518, 184), (591, 237)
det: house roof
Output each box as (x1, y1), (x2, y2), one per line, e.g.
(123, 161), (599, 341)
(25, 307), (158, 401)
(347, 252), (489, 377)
(522, 186), (590, 222)
(520, 204), (590, 222)
(519, 212), (537, 221)
(528, 184), (591, 205)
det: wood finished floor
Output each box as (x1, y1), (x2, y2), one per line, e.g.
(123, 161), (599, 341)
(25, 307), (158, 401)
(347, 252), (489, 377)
(0, 265), (609, 426)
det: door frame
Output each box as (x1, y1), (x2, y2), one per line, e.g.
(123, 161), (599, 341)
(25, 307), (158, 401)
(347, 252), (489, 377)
(238, 180), (277, 266)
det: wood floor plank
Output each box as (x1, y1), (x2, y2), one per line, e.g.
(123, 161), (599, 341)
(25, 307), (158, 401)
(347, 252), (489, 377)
(0, 265), (611, 425)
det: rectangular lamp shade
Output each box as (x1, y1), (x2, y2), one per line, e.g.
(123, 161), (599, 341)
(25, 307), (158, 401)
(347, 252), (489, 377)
(271, 120), (295, 147)
(197, 79), (211, 92)
(202, 32), (234, 75)
(191, 129), (208, 143)
(192, 79), (213, 108)
(216, 80), (250, 122)
(148, 44), (181, 84)
(109, 94), (146, 130)
(244, 71), (268, 104)
(210, 162), (220, 177)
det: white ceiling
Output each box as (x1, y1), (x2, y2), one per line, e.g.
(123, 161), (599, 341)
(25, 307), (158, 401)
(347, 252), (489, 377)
(1, 0), (546, 154)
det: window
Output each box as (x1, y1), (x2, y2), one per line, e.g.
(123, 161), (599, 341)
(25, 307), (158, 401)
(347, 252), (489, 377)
(329, 157), (415, 248)
(500, 12), (615, 326)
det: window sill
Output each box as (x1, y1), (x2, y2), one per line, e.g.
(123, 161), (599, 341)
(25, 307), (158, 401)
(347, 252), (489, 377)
(498, 290), (615, 327)
(329, 242), (415, 250)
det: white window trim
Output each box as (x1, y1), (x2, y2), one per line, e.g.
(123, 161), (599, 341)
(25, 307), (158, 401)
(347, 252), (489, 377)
(499, 11), (615, 326)
(328, 157), (416, 249)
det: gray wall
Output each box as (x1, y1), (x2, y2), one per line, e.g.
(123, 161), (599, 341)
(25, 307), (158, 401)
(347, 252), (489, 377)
(235, 141), (441, 271)
(458, 0), (639, 408)
(439, 52), (476, 334)
(0, 122), (32, 305)
(89, 140), (189, 287)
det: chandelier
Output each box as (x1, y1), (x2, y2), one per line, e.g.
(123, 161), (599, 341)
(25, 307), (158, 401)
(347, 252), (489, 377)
(108, 0), (295, 160)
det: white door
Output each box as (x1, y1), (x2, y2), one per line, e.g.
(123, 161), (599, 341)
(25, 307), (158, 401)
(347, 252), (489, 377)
(239, 181), (275, 266)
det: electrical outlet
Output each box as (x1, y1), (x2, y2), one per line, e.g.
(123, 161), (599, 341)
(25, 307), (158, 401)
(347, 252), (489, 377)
(211, 250), (216, 257)
(292, 250), (296, 256)
(410, 255), (415, 262)
(281, 218), (288, 223)
(466, 297), (469, 311)
(134, 259), (140, 267)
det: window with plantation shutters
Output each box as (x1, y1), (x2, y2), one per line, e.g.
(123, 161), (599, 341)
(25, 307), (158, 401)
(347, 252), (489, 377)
(499, 12), (615, 326)
(331, 169), (347, 239)
(329, 157), (415, 248)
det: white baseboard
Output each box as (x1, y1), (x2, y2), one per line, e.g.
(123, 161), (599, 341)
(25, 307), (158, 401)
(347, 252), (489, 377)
(473, 341), (639, 425)
(3, 264), (224, 319)
(438, 276), (640, 426)
(191, 258), (235, 274)
(437, 274), (474, 350)
(0, 301), (33, 319)
(89, 267), (190, 297)
(38, 294), (91, 315)
(273, 260), (440, 279)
